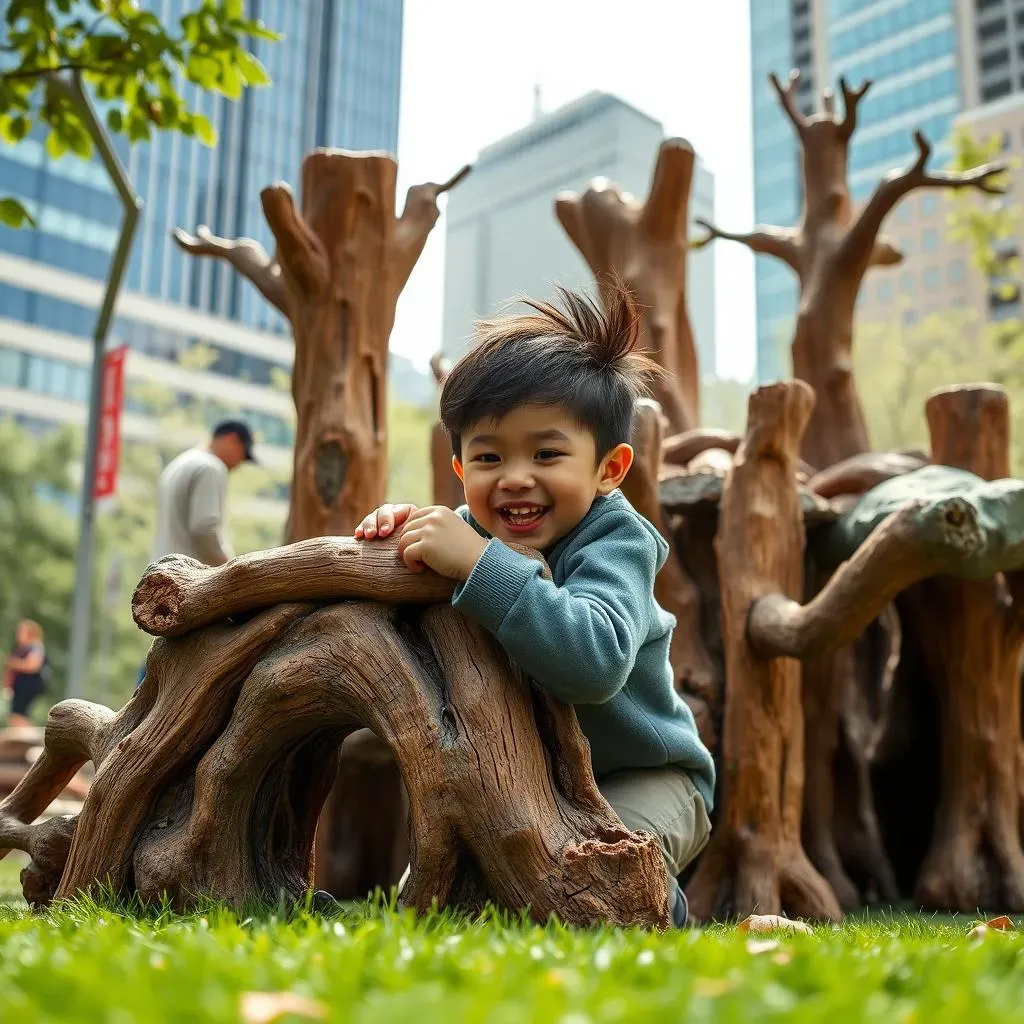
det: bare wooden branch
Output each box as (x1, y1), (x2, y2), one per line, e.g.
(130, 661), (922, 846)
(393, 164), (473, 290)
(769, 69), (808, 135)
(133, 537), (455, 637)
(843, 132), (1007, 264)
(171, 226), (289, 315)
(748, 496), (986, 659)
(695, 218), (801, 272)
(870, 237), (903, 266)
(662, 428), (739, 467)
(838, 77), (871, 139)
(260, 183), (329, 299)
(133, 536), (550, 638)
(808, 451), (927, 499)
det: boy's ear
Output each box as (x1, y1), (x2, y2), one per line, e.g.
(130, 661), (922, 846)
(597, 443), (634, 494)
(452, 455), (464, 482)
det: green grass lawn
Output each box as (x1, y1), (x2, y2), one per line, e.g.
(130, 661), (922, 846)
(3, 855), (1024, 1022)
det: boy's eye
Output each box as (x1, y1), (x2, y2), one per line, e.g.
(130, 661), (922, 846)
(535, 449), (565, 461)
(472, 452), (500, 464)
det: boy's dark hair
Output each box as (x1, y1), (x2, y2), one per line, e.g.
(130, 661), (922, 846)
(440, 279), (661, 459)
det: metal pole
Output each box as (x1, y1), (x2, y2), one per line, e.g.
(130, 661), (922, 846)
(56, 72), (142, 699)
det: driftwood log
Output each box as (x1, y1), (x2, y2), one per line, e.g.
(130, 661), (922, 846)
(555, 138), (701, 433)
(698, 70), (1005, 470)
(1, 538), (669, 928)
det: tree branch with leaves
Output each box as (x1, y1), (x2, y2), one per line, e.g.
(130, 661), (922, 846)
(0, 0), (279, 228)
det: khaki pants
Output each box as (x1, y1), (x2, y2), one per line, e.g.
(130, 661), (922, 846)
(597, 765), (712, 912)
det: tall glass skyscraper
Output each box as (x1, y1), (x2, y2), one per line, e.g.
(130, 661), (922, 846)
(0, 0), (403, 473)
(749, 0), (973, 382)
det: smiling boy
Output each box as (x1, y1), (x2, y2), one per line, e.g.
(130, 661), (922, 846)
(356, 282), (715, 925)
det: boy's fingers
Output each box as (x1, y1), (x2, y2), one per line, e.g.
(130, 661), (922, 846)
(400, 539), (426, 573)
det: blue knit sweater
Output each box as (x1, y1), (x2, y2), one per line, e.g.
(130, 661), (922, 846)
(452, 490), (716, 811)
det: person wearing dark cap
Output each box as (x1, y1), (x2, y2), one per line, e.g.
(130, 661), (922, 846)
(152, 420), (256, 567)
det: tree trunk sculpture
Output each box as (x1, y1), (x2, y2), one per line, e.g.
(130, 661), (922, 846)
(901, 385), (1024, 911)
(686, 380), (843, 921)
(697, 71), (1005, 469)
(555, 138), (701, 433)
(174, 152), (470, 541)
(1, 539), (669, 929)
(620, 400), (717, 706)
(429, 352), (463, 510)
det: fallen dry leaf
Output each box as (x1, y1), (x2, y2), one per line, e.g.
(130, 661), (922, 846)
(738, 914), (813, 935)
(746, 939), (780, 955)
(240, 992), (329, 1024)
(693, 977), (733, 998)
(986, 915), (1015, 931)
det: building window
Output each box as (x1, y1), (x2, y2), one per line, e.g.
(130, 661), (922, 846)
(924, 267), (942, 290)
(902, 310), (917, 327)
(922, 229), (939, 253)
(981, 48), (1010, 73)
(897, 203), (912, 223)
(920, 194), (939, 216)
(0, 349), (21, 387)
(877, 279), (895, 302)
(979, 18), (1009, 43)
(901, 272), (916, 294)
(948, 259), (967, 284)
(983, 79), (1013, 101)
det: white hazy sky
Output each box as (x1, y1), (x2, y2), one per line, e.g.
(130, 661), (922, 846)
(389, 0), (757, 382)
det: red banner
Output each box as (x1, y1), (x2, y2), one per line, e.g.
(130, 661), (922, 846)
(93, 346), (128, 500)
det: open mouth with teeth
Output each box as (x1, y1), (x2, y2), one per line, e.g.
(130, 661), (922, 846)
(496, 503), (550, 533)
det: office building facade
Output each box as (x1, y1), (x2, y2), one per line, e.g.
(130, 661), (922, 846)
(441, 92), (718, 379)
(0, 0), (403, 488)
(749, 0), (1019, 382)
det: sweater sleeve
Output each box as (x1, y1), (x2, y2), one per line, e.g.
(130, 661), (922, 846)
(451, 511), (657, 705)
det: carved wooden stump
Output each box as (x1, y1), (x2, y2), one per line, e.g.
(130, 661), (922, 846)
(0, 539), (669, 929)
(903, 385), (1024, 911)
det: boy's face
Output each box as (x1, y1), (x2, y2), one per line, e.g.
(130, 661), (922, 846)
(454, 404), (633, 551)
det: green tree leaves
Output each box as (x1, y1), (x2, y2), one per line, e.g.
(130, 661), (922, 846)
(0, 0), (279, 228)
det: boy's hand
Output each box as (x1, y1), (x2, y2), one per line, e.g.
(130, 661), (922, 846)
(397, 506), (488, 580)
(355, 503), (417, 540)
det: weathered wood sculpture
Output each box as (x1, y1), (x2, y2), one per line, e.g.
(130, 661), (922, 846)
(685, 380), (843, 921)
(897, 386), (1024, 911)
(174, 152), (470, 541)
(0, 539), (669, 928)
(555, 138), (701, 433)
(175, 150), (471, 899)
(682, 376), (1024, 920)
(429, 352), (463, 510)
(697, 71), (1006, 470)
